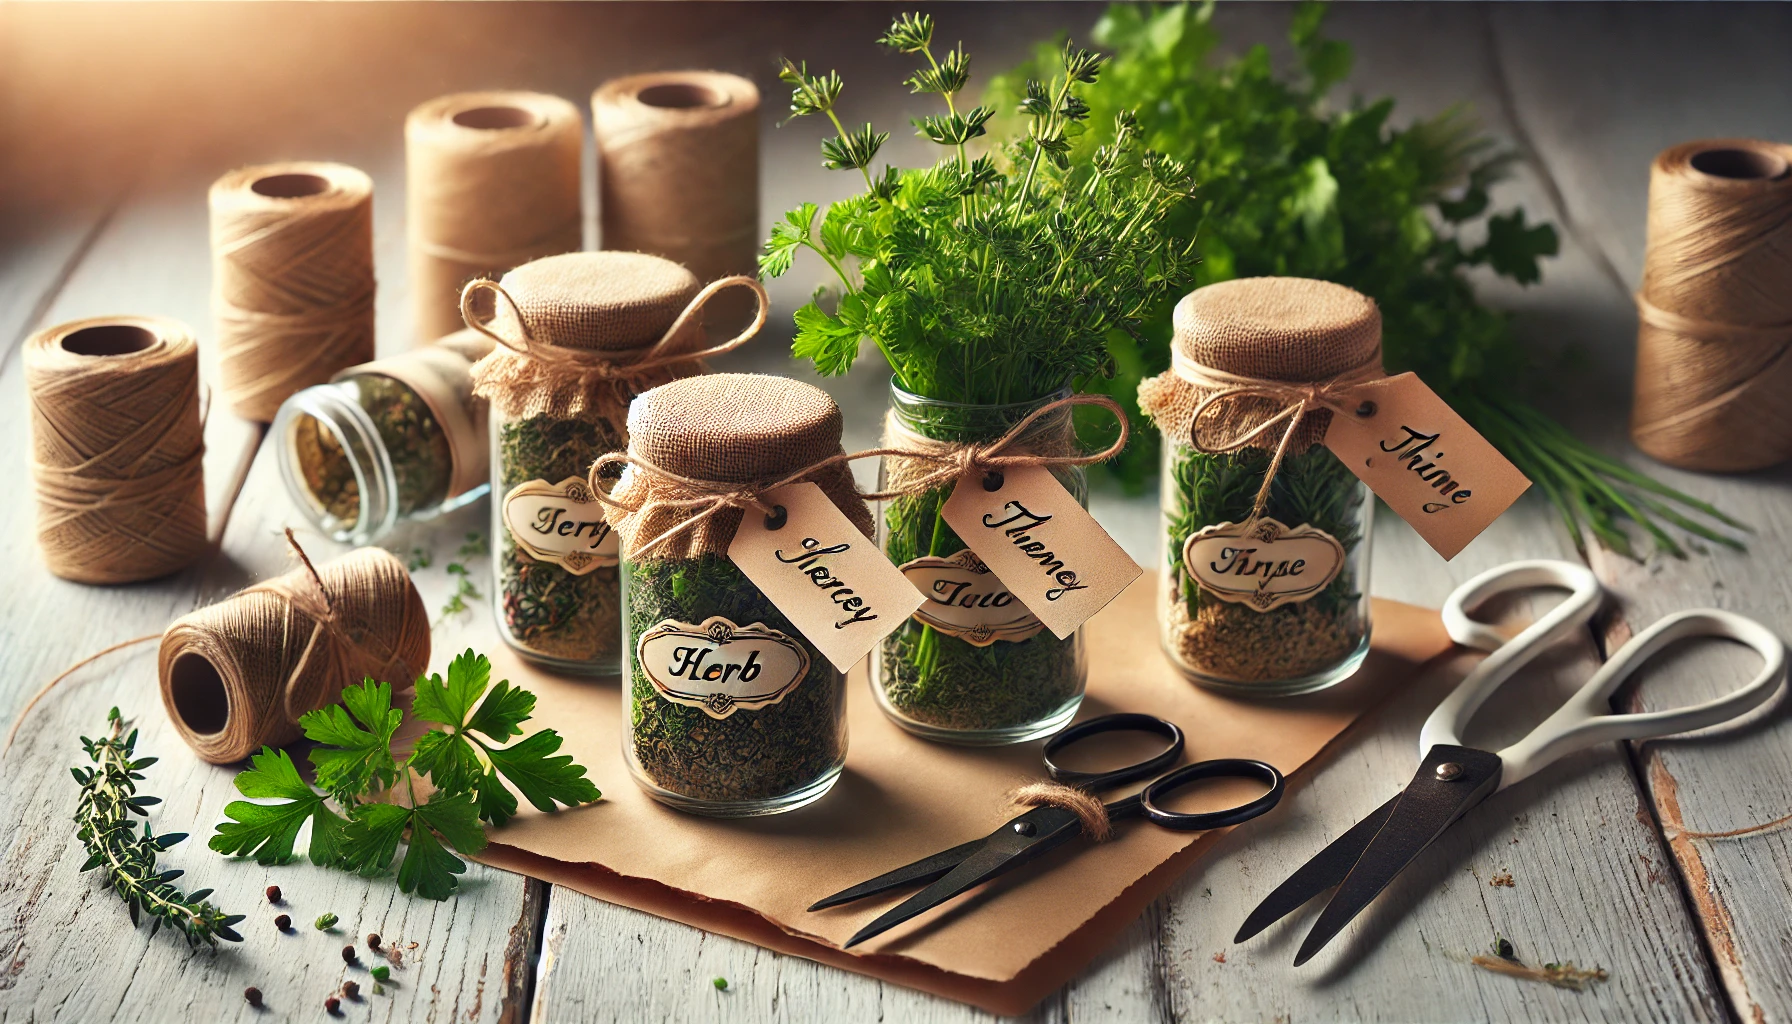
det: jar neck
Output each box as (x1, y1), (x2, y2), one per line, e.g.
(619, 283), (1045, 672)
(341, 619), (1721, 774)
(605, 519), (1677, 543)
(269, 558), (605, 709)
(887, 379), (1074, 444)
(273, 381), (400, 544)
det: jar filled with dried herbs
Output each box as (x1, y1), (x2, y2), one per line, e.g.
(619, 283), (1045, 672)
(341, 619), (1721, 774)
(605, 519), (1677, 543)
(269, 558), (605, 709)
(605, 374), (864, 816)
(466, 251), (767, 675)
(1140, 278), (1379, 695)
(274, 329), (494, 544)
(759, 15), (1196, 742)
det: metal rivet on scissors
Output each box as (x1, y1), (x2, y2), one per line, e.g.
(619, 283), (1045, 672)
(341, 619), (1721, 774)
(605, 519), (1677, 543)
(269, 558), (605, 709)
(1234, 559), (1787, 966)
(808, 711), (1286, 949)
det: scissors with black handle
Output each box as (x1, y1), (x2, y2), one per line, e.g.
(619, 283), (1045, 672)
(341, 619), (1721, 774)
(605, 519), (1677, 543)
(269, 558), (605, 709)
(811, 712), (1285, 948)
(1235, 559), (1787, 966)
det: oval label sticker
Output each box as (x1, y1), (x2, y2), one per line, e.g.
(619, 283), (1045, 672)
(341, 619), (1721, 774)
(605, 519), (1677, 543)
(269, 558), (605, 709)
(501, 476), (620, 575)
(898, 549), (1044, 646)
(636, 617), (811, 719)
(1182, 518), (1346, 613)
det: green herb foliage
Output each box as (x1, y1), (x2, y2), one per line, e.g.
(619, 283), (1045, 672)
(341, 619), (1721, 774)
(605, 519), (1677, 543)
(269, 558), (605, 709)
(762, 12), (1200, 406)
(626, 556), (846, 802)
(294, 375), (453, 527)
(210, 652), (599, 900)
(73, 708), (244, 947)
(995, 1), (1740, 557)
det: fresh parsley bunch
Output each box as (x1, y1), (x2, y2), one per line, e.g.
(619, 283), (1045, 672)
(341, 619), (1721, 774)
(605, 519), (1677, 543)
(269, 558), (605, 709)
(761, 12), (1200, 406)
(995, 1), (1739, 555)
(210, 651), (599, 900)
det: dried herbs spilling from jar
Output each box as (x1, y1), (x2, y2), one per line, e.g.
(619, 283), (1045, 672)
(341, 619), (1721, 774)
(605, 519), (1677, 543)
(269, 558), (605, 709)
(275, 328), (493, 544)
(1140, 277), (1380, 696)
(761, 14), (1196, 743)
(625, 555), (845, 803)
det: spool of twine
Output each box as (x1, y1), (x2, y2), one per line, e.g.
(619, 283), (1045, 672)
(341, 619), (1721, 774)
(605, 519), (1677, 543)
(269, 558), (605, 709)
(158, 534), (429, 764)
(1632, 139), (1792, 472)
(25, 315), (208, 584)
(211, 162), (376, 422)
(593, 71), (759, 329)
(407, 91), (584, 343)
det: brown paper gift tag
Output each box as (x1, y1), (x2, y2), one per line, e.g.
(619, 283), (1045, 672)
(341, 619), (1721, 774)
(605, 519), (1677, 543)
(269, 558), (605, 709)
(728, 482), (925, 673)
(1324, 373), (1531, 560)
(939, 465), (1141, 639)
(467, 574), (1462, 1015)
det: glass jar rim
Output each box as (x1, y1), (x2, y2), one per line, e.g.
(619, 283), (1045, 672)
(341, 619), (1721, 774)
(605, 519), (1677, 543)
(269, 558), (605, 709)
(886, 378), (1073, 412)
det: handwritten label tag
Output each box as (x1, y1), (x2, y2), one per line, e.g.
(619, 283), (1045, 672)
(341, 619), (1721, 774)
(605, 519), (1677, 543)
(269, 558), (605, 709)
(940, 465), (1141, 640)
(1184, 518), (1346, 612)
(636, 617), (810, 719)
(501, 477), (620, 575)
(728, 482), (925, 673)
(1323, 372), (1531, 560)
(898, 549), (1045, 646)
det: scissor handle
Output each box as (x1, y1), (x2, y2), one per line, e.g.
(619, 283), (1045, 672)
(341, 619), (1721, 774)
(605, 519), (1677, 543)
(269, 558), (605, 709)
(1131, 758), (1285, 832)
(1043, 713), (1185, 792)
(1421, 560), (1604, 755)
(1493, 608), (1786, 789)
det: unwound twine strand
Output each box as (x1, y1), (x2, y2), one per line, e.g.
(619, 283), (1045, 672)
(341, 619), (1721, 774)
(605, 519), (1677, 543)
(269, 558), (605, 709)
(1009, 782), (1113, 842)
(1174, 350), (1384, 524)
(460, 272), (769, 380)
(0, 633), (161, 756)
(588, 393), (1129, 559)
(1631, 139), (1792, 472)
(211, 163), (376, 421)
(25, 316), (210, 585)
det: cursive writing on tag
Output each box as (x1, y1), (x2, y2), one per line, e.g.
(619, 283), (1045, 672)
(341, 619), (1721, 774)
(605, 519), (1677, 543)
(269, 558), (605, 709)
(636, 617), (810, 719)
(898, 549), (1045, 646)
(728, 482), (924, 672)
(501, 477), (620, 574)
(940, 465), (1140, 639)
(1182, 518), (1346, 612)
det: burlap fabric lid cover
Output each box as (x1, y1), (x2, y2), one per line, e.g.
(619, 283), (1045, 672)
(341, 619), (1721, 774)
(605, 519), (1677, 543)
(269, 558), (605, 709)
(605, 373), (874, 561)
(470, 250), (702, 420)
(1137, 276), (1383, 455)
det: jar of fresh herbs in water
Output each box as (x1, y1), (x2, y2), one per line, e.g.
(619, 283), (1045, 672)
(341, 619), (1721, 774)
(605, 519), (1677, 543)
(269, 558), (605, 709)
(465, 251), (766, 676)
(607, 374), (864, 816)
(1140, 277), (1379, 696)
(873, 384), (1091, 744)
(274, 328), (493, 544)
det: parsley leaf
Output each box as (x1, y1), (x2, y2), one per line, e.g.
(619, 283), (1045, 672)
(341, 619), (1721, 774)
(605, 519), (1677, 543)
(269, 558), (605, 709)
(209, 747), (346, 866)
(302, 681), (400, 803)
(485, 730), (602, 815)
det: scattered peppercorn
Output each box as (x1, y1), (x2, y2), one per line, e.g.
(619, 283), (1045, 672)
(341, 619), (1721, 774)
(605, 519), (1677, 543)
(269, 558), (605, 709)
(341, 945), (357, 964)
(315, 913), (338, 931)
(1491, 934), (1517, 960)
(366, 933), (381, 950)
(275, 914), (292, 932)
(324, 995), (341, 1015)
(265, 885), (281, 903)
(244, 986), (262, 1007)
(713, 977), (728, 991)
(341, 981), (360, 1000)
(370, 966), (390, 982)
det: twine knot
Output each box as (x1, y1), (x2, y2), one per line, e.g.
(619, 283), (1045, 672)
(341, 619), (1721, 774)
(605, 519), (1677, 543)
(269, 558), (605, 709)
(1009, 781), (1113, 842)
(865, 393), (1131, 501)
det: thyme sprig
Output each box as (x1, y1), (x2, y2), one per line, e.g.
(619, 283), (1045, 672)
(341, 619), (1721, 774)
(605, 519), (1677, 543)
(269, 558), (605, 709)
(73, 708), (244, 947)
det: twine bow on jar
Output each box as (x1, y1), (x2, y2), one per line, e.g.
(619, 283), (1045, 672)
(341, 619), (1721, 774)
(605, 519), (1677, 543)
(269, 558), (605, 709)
(586, 450), (848, 558)
(1174, 350), (1385, 525)
(866, 392), (1131, 500)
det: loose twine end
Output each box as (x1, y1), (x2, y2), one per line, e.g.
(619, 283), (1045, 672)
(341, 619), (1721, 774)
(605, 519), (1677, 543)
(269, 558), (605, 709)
(1009, 782), (1113, 842)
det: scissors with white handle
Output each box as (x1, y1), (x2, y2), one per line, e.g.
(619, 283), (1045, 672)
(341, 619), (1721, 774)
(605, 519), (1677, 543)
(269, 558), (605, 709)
(1235, 559), (1786, 965)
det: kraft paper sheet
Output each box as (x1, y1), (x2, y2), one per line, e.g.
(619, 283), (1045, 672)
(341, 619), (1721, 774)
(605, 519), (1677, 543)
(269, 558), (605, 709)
(473, 574), (1457, 1015)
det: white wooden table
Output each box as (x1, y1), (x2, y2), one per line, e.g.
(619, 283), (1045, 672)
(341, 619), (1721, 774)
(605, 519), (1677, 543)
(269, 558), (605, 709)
(3, 3), (1790, 1021)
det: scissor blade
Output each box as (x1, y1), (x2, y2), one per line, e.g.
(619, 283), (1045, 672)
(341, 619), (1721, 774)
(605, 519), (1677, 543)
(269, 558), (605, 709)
(808, 837), (988, 911)
(843, 805), (1083, 949)
(1293, 744), (1503, 966)
(1234, 793), (1401, 943)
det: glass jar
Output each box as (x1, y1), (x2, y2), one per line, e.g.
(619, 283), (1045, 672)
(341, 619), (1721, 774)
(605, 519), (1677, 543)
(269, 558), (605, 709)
(1157, 427), (1374, 696)
(274, 330), (491, 544)
(621, 553), (848, 816)
(872, 382), (1087, 745)
(491, 405), (625, 675)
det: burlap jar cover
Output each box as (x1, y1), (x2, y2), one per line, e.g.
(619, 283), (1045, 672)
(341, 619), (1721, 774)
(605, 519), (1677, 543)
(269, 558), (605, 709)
(592, 373), (871, 810)
(1138, 277), (1383, 691)
(466, 251), (769, 670)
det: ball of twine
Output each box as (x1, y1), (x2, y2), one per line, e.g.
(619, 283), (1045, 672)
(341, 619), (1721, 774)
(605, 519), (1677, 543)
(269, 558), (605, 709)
(1632, 138), (1792, 472)
(24, 315), (208, 585)
(158, 532), (429, 764)
(211, 161), (376, 422)
(407, 91), (584, 343)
